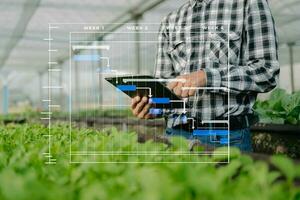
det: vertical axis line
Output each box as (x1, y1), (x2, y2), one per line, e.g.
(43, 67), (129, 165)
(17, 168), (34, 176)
(69, 32), (72, 163)
(48, 24), (52, 164)
(227, 24), (230, 164)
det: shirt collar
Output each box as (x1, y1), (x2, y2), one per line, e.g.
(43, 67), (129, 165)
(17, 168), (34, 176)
(189, 0), (213, 7)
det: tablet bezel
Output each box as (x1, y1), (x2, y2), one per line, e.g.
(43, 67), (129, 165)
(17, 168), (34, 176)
(105, 75), (188, 109)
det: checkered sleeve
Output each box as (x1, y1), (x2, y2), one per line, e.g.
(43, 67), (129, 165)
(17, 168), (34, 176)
(153, 18), (178, 118)
(154, 18), (174, 79)
(204, 0), (280, 94)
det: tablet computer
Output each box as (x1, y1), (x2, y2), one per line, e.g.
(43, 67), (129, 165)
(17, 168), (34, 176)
(105, 75), (187, 109)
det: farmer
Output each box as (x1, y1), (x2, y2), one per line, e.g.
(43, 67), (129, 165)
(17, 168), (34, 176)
(131, 0), (279, 152)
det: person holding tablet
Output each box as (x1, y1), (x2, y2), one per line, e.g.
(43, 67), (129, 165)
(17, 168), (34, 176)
(131, 0), (279, 152)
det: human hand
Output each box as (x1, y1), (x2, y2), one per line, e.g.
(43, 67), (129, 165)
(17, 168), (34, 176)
(167, 70), (207, 98)
(131, 96), (154, 119)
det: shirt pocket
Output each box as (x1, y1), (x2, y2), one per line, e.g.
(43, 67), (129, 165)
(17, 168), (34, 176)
(206, 31), (241, 65)
(167, 41), (188, 73)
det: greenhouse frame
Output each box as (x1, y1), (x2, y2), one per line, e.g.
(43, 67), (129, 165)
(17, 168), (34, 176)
(0, 0), (300, 199)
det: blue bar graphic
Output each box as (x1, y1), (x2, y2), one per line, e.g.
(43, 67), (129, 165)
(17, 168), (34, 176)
(220, 138), (229, 145)
(149, 98), (170, 104)
(74, 55), (100, 61)
(149, 108), (163, 115)
(117, 85), (137, 91)
(193, 130), (229, 137)
(181, 115), (187, 123)
(96, 67), (111, 73)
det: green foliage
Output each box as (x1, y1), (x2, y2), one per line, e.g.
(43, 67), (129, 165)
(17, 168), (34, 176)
(0, 109), (134, 124)
(271, 156), (297, 183)
(57, 108), (134, 119)
(0, 110), (37, 122)
(254, 89), (300, 125)
(0, 123), (299, 200)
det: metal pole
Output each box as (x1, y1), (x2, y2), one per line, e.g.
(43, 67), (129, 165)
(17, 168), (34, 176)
(40, 0), (168, 74)
(97, 48), (104, 108)
(134, 18), (141, 74)
(38, 72), (43, 109)
(0, 0), (41, 71)
(75, 60), (80, 110)
(59, 68), (64, 109)
(2, 84), (9, 114)
(288, 43), (295, 93)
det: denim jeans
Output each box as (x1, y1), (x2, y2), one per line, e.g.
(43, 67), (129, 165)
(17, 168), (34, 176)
(165, 128), (253, 152)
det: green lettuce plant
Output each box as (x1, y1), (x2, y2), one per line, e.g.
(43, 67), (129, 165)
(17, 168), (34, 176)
(254, 89), (300, 125)
(0, 124), (299, 200)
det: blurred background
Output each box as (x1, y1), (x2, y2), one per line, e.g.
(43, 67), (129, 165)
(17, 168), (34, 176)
(0, 0), (299, 114)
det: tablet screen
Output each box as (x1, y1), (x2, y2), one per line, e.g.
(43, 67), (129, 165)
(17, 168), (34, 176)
(105, 75), (188, 109)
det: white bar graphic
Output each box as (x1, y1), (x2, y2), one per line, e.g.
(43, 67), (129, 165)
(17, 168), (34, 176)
(182, 87), (229, 91)
(96, 69), (118, 74)
(41, 118), (51, 120)
(48, 62), (58, 65)
(43, 86), (63, 89)
(123, 78), (186, 83)
(41, 112), (52, 115)
(72, 45), (110, 51)
(48, 69), (62, 72)
(48, 105), (61, 108)
(201, 120), (229, 124)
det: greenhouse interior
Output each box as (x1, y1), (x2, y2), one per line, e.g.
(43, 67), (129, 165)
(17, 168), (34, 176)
(0, 0), (300, 199)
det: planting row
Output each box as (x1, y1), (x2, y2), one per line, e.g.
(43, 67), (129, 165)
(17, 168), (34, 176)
(0, 123), (299, 200)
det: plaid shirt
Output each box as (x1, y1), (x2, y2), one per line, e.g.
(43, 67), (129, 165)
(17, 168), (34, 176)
(154, 0), (279, 127)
